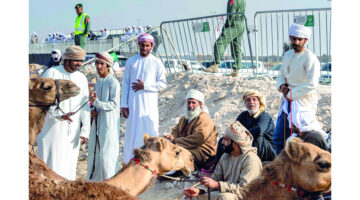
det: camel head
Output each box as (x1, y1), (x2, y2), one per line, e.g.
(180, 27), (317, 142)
(29, 77), (80, 105)
(29, 77), (80, 146)
(264, 137), (331, 194)
(135, 134), (194, 176)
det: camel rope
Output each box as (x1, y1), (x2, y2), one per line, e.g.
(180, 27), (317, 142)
(174, 181), (201, 200)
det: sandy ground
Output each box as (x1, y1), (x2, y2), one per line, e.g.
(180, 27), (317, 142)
(74, 71), (331, 200)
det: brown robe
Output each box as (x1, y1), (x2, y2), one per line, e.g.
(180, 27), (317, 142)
(171, 112), (218, 168)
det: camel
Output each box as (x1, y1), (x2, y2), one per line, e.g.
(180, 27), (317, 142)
(29, 77), (80, 150)
(29, 134), (195, 199)
(241, 137), (331, 200)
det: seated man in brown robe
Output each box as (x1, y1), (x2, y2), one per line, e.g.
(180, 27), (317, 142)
(164, 89), (218, 170)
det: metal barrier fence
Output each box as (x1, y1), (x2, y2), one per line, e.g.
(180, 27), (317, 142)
(159, 12), (256, 76)
(253, 8), (331, 83)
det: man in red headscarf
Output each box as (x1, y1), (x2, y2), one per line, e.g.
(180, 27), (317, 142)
(121, 33), (167, 163)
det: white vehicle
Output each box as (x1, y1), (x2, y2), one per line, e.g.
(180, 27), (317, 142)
(163, 59), (206, 73)
(268, 63), (282, 78)
(319, 62), (331, 84)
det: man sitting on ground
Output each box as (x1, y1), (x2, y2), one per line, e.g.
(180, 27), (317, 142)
(236, 90), (276, 162)
(183, 121), (262, 200)
(164, 89), (218, 170)
(290, 107), (330, 151)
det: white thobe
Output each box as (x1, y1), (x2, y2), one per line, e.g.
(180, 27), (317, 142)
(87, 75), (121, 181)
(276, 48), (320, 113)
(121, 54), (167, 163)
(37, 65), (90, 180)
(276, 48), (324, 137)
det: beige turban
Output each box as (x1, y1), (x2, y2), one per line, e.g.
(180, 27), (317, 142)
(61, 45), (86, 64)
(242, 90), (266, 118)
(186, 89), (204, 103)
(95, 52), (114, 67)
(225, 121), (253, 148)
(289, 23), (311, 39)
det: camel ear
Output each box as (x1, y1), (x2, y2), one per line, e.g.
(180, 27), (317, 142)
(143, 133), (151, 144)
(285, 137), (304, 162)
(158, 138), (167, 151)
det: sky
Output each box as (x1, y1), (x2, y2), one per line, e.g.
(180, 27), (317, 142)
(29, 0), (331, 39)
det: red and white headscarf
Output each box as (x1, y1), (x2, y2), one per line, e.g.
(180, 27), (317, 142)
(95, 51), (113, 67)
(137, 33), (155, 49)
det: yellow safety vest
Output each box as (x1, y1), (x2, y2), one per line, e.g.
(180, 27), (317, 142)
(74, 13), (88, 35)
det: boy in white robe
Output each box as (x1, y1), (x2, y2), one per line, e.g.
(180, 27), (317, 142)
(121, 33), (167, 163)
(87, 52), (121, 181)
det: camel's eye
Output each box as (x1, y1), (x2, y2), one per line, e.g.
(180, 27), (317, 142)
(41, 83), (52, 90)
(175, 150), (180, 156)
(317, 161), (331, 169)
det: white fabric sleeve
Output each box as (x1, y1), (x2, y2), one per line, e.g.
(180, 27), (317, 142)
(120, 61), (131, 108)
(93, 80), (120, 111)
(79, 79), (91, 139)
(287, 56), (320, 99)
(143, 62), (167, 92)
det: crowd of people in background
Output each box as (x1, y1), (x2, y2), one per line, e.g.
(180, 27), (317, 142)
(30, 26), (155, 44)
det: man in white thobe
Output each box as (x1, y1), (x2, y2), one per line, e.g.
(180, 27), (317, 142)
(121, 33), (167, 163)
(37, 46), (90, 180)
(87, 52), (121, 181)
(273, 23), (323, 154)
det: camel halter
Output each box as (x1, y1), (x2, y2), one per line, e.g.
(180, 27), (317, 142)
(272, 181), (323, 198)
(131, 149), (182, 179)
(131, 158), (159, 176)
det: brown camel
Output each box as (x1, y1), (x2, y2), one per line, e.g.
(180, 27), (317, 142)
(29, 77), (80, 149)
(241, 137), (331, 200)
(29, 134), (195, 199)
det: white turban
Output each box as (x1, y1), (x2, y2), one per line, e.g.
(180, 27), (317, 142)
(289, 23), (311, 39)
(186, 89), (204, 103)
(288, 106), (328, 140)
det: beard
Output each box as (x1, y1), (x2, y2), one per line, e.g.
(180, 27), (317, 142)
(247, 106), (259, 115)
(186, 106), (202, 121)
(140, 49), (151, 57)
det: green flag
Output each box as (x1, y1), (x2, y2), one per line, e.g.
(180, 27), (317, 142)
(110, 52), (119, 61)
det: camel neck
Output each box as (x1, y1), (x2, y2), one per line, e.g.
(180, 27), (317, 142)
(105, 160), (157, 196)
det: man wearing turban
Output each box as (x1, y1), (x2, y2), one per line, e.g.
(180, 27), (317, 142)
(183, 121), (262, 200)
(121, 33), (167, 163)
(235, 90), (276, 162)
(274, 23), (323, 154)
(37, 46), (91, 180)
(164, 89), (218, 170)
(86, 52), (121, 181)
(290, 107), (330, 151)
